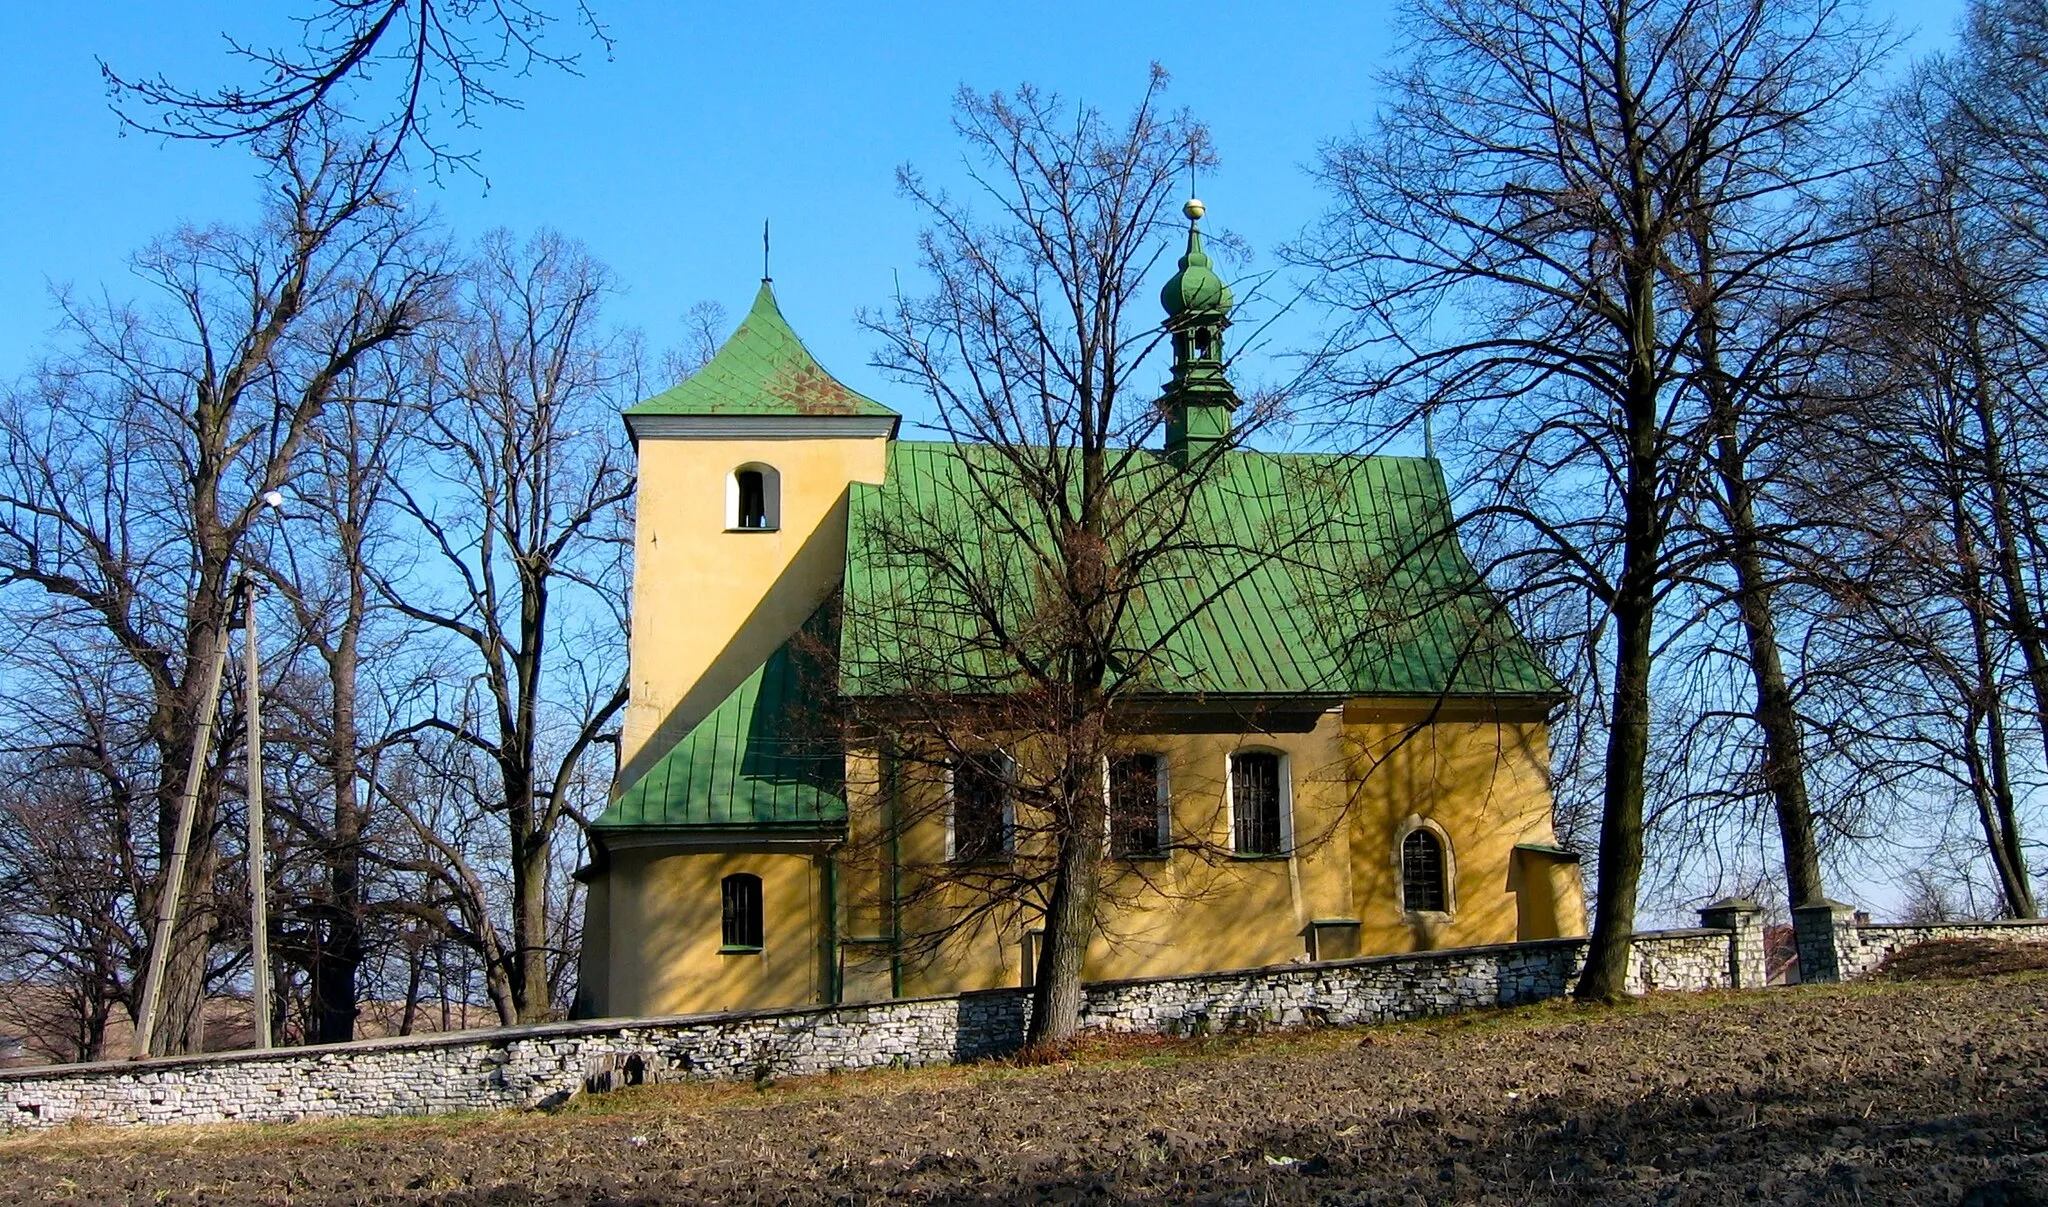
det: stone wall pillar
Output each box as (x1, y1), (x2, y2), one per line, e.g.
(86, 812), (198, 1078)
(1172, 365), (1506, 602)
(1792, 899), (1859, 984)
(1698, 897), (1766, 988)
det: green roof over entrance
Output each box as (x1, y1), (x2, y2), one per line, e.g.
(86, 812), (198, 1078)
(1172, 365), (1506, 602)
(624, 281), (898, 421)
(593, 605), (845, 832)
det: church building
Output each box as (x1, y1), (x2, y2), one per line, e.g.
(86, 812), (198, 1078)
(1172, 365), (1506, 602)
(574, 202), (1585, 1019)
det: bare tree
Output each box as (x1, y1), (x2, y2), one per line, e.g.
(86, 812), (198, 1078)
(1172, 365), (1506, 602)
(101, 1), (612, 179)
(256, 351), (444, 1042)
(380, 229), (633, 1022)
(0, 748), (140, 1063)
(0, 131), (443, 1053)
(1768, 31), (2048, 919)
(657, 300), (730, 387)
(852, 70), (1344, 1048)
(1297, 0), (1887, 996)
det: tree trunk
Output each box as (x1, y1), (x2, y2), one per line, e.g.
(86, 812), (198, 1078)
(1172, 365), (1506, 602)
(83, 998), (111, 1064)
(1954, 487), (2040, 917)
(1720, 474), (1826, 910)
(512, 827), (553, 1020)
(1688, 225), (1826, 912)
(144, 696), (225, 1056)
(1575, 72), (1664, 999)
(1025, 754), (1107, 1050)
(399, 934), (424, 1037)
(147, 853), (219, 1055)
(1577, 557), (1654, 1001)
(1962, 314), (2048, 773)
(1980, 700), (2037, 917)
(311, 618), (364, 1043)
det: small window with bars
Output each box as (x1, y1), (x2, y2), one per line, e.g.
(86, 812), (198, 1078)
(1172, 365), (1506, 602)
(721, 873), (763, 950)
(1402, 828), (1448, 913)
(1108, 753), (1166, 858)
(951, 754), (1011, 862)
(1231, 751), (1285, 856)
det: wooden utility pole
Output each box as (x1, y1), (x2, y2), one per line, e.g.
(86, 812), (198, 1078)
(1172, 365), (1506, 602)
(130, 622), (231, 1060)
(243, 575), (272, 1049)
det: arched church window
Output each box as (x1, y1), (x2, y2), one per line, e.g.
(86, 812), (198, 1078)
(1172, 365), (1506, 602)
(1402, 828), (1448, 913)
(1194, 328), (1213, 360)
(727, 464), (780, 531)
(721, 873), (764, 950)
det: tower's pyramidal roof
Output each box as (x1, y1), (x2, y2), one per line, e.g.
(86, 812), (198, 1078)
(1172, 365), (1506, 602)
(625, 281), (898, 420)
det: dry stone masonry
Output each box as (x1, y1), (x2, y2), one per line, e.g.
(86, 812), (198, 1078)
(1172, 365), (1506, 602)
(1792, 904), (2048, 981)
(3, 911), (2040, 1130)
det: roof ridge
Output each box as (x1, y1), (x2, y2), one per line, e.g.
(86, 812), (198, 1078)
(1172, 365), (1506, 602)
(886, 439), (1439, 463)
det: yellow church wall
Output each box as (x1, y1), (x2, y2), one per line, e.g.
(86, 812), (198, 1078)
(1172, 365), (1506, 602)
(1508, 846), (1585, 941)
(1341, 701), (1585, 953)
(576, 873), (613, 1017)
(835, 748), (903, 1003)
(868, 704), (1570, 999)
(601, 845), (826, 1017)
(618, 433), (890, 786)
(1071, 718), (1359, 983)
(586, 702), (1578, 1019)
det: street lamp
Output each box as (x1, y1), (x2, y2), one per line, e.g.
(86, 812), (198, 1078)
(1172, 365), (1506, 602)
(244, 488), (285, 1050)
(241, 566), (272, 1050)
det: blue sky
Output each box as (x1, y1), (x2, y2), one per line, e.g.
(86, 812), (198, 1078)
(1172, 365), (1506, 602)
(1, 1), (1972, 419)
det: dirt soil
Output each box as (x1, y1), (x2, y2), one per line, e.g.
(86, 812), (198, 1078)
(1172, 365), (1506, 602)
(2, 969), (2044, 1205)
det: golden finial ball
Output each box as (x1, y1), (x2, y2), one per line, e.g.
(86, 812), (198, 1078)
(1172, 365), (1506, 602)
(1183, 197), (1206, 220)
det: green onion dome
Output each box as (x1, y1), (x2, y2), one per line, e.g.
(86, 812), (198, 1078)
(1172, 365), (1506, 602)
(1159, 198), (1233, 320)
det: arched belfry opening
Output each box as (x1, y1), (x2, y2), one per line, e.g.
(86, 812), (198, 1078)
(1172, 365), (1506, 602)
(727, 463), (781, 531)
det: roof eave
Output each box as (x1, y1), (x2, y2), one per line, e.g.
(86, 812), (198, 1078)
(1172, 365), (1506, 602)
(625, 413), (899, 441)
(590, 823), (847, 853)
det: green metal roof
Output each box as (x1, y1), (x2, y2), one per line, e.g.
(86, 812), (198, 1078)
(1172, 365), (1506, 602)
(594, 605), (845, 831)
(624, 281), (898, 420)
(838, 442), (1557, 700)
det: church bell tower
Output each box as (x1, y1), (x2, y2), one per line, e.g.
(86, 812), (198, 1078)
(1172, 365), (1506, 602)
(1158, 197), (1238, 464)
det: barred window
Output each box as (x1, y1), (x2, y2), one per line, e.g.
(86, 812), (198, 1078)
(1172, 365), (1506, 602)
(952, 754), (1010, 862)
(721, 874), (763, 950)
(1231, 751), (1284, 855)
(1402, 829), (1448, 912)
(1109, 753), (1165, 858)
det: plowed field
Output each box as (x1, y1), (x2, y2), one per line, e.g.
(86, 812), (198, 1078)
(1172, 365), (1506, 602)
(4, 955), (2045, 1205)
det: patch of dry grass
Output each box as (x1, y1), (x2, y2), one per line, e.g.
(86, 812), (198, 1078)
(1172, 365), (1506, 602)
(1874, 938), (2048, 982)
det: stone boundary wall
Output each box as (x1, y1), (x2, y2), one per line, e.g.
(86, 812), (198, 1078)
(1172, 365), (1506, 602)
(1792, 903), (2048, 983)
(1829, 917), (2048, 980)
(0, 914), (2029, 1131)
(0, 930), (1716, 1130)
